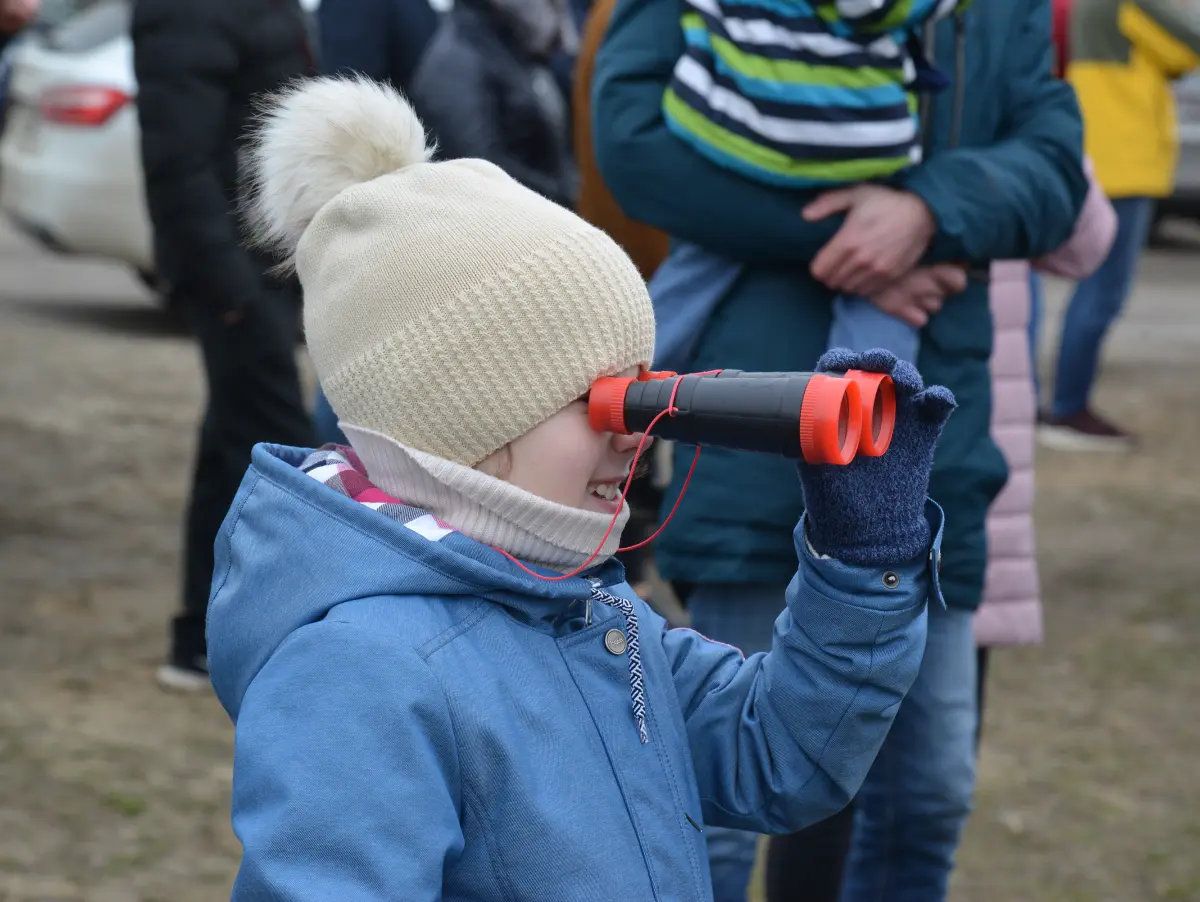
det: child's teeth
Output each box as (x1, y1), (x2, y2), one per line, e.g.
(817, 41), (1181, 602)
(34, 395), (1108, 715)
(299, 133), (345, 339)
(594, 484), (619, 502)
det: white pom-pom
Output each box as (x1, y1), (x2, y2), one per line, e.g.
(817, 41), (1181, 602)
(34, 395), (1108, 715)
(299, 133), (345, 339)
(243, 75), (434, 269)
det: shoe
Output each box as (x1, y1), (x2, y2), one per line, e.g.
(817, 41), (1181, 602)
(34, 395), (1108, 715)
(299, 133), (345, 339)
(156, 654), (211, 693)
(158, 614), (211, 692)
(1037, 408), (1136, 452)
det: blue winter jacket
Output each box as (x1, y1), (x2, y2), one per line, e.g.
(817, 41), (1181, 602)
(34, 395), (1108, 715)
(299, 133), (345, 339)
(208, 444), (944, 901)
(592, 0), (1088, 611)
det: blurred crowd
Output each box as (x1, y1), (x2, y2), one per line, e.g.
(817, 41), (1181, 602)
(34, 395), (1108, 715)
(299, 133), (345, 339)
(1, 0), (1196, 899)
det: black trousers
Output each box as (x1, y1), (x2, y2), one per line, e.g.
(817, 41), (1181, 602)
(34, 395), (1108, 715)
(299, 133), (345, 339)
(764, 648), (992, 902)
(173, 289), (314, 658)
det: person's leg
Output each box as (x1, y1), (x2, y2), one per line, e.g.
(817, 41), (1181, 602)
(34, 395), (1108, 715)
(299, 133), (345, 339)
(1043, 196), (1154, 446)
(975, 646), (990, 750)
(830, 295), (920, 363)
(840, 603), (979, 902)
(313, 382), (347, 446)
(162, 290), (314, 690)
(687, 583), (788, 902)
(1028, 270), (1043, 411)
(765, 803), (857, 902)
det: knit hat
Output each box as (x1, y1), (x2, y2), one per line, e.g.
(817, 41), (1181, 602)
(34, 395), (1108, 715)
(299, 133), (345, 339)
(244, 76), (656, 466)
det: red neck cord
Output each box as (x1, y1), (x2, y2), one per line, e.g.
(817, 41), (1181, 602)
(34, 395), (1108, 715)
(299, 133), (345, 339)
(495, 372), (718, 581)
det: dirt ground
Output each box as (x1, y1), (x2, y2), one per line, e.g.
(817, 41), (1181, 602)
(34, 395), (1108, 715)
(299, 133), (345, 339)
(1, 219), (1198, 902)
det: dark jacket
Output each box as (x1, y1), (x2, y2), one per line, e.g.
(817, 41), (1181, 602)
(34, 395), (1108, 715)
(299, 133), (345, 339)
(409, 0), (575, 208)
(316, 0), (440, 94)
(132, 0), (315, 312)
(593, 0), (1089, 611)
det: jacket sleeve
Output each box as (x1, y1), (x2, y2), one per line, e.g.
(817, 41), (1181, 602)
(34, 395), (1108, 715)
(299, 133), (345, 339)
(901, 0), (1088, 264)
(660, 506), (941, 833)
(591, 0), (844, 262)
(131, 1), (263, 312)
(414, 37), (573, 208)
(230, 621), (463, 901)
(1034, 157), (1117, 280)
(1124, 1), (1200, 74)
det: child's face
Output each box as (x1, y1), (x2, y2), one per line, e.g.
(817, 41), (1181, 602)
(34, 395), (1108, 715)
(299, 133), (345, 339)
(478, 366), (649, 514)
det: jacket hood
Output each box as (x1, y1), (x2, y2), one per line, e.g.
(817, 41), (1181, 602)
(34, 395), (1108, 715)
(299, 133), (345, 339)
(207, 444), (625, 719)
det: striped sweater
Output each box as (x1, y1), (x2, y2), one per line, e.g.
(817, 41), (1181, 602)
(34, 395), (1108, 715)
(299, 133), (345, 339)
(663, 0), (970, 187)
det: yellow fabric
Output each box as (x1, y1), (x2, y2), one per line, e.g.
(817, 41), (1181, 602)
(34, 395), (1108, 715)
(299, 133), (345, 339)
(1119, 3), (1199, 78)
(1069, 3), (1200, 198)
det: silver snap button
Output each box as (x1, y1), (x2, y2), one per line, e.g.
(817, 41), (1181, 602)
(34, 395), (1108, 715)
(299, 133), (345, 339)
(604, 629), (628, 655)
(882, 571), (900, 589)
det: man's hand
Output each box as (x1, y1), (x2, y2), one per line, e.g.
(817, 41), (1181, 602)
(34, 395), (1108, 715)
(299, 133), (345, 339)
(802, 185), (937, 297)
(0, 0), (39, 33)
(869, 263), (967, 328)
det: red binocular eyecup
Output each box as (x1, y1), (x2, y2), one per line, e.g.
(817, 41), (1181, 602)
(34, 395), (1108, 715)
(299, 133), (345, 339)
(588, 369), (896, 465)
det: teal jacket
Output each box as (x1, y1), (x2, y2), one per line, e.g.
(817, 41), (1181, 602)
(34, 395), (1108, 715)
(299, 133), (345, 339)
(593, 0), (1087, 610)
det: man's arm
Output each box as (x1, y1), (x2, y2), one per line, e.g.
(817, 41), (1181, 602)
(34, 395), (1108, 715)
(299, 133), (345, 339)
(132, 0), (263, 314)
(901, 0), (1089, 264)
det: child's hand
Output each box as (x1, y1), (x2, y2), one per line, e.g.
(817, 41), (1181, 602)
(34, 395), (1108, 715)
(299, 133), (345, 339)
(798, 349), (956, 567)
(867, 264), (967, 328)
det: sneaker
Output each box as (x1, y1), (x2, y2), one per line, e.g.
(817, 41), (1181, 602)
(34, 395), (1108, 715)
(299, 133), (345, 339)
(158, 614), (211, 692)
(156, 654), (211, 693)
(1037, 408), (1136, 452)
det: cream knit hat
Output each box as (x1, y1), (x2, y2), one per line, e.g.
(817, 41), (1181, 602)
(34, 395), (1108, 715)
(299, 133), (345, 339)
(244, 76), (656, 466)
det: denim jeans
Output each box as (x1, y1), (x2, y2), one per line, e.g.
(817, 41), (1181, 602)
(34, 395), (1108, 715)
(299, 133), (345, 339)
(687, 583), (787, 902)
(1050, 196), (1154, 418)
(829, 294), (920, 363)
(313, 382), (347, 446)
(688, 586), (978, 902)
(839, 603), (978, 902)
(1028, 269), (1044, 407)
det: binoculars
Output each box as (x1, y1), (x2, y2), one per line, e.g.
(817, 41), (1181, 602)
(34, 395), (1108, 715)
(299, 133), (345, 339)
(588, 369), (896, 465)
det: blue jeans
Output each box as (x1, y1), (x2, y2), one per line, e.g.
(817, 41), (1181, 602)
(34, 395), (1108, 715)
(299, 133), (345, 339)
(1050, 196), (1154, 418)
(688, 586), (977, 902)
(840, 603), (978, 902)
(829, 294), (920, 362)
(313, 383), (347, 446)
(1028, 269), (1044, 408)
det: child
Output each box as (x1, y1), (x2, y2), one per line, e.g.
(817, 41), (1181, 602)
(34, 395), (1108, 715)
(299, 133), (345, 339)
(661, 0), (971, 362)
(208, 75), (955, 901)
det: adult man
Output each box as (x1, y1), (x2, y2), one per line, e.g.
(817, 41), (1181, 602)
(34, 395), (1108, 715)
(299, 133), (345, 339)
(133, 0), (316, 689)
(593, 1), (1088, 898)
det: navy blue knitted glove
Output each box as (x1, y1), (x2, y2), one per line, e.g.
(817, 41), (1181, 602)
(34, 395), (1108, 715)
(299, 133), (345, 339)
(798, 349), (956, 567)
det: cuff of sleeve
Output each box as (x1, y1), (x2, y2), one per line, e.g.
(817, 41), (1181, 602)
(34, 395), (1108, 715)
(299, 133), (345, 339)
(798, 499), (946, 611)
(901, 167), (970, 264)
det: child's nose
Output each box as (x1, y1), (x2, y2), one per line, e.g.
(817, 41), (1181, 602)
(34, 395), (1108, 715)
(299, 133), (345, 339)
(612, 431), (651, 454)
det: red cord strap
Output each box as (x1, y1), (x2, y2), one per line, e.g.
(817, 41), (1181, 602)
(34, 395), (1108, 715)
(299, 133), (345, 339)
(496, 372), (720, 581)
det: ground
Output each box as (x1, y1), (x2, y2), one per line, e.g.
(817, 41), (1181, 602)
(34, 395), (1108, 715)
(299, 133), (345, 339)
(1, 219), (1197, 902)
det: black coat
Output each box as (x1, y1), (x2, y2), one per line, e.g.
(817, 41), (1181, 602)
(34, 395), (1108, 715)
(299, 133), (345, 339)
(132, 0), (315, 312)
(409, 2), (575, 209)
(316, 0), (439, 96)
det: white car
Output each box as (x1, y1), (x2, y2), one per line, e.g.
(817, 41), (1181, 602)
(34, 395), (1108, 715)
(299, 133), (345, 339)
(0, 0), (155, 284)
(0, 0), (322, 291)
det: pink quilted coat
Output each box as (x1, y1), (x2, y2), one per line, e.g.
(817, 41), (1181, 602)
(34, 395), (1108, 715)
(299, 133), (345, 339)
(973, 161), (1117, 647)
